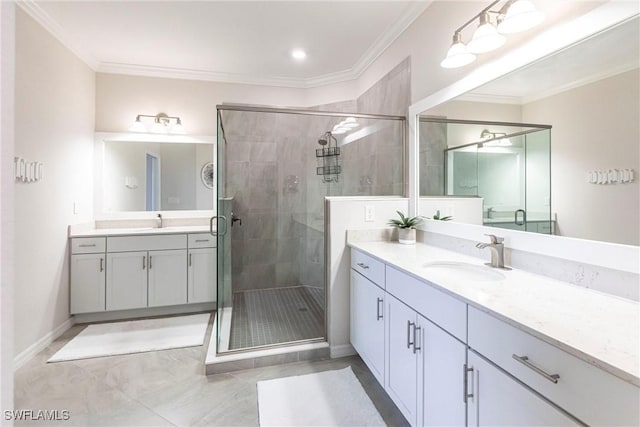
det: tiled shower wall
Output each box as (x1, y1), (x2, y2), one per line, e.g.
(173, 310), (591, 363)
(420, 120), (447, 196)
(221, 57), (411, 295)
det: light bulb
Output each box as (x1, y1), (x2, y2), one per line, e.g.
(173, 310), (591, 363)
(498, 0), (544, 34)
(129, 116), (147, 133)
(467, 13), (506, 54)
(171, 118), (186, 134)
(440, 32), (476, 68)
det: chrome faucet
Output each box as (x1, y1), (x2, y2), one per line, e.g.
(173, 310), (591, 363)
(156, 213), (163, 228)
(476, 234), (508, 269)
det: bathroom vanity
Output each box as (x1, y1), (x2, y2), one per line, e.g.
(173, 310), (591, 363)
(349, 241), (639, 427)
(69, 225), (216, 317)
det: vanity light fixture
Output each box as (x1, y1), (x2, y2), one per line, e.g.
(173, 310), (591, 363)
(440, 0), (543, 68)
(129, 113), (186, 134)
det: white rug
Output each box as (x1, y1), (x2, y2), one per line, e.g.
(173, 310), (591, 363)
(257, 367), (386, 427)
(48, 313), (210, 362)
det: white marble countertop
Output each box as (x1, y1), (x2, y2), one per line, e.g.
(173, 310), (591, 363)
(348, 240), (639, 387)
(69, 225), (211, 237)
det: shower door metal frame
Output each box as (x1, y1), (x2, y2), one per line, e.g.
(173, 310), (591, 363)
(216, 103), (407, 356)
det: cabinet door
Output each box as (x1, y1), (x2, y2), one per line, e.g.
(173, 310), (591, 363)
(106, 251), (148, 311)
(467, 351), (578, 426)
(148, 249), (187, 307)
(70, 254), (106, 314)
(386, 294), (418, 426)
(350, 270), (385, 385)
(420, 315), (466, 427)
(188, 248), (216, 303)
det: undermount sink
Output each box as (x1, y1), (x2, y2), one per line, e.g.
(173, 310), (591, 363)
(422, 261), (506, 282)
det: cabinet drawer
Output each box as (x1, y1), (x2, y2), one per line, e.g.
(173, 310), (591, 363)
(386, 266), (466, 342)
(188, 233), (216, 248)
(107, 234), (187, 252)
(351, 249), (385, 288)
(71, 237), (106, 254)
(468, 306), (640, 426)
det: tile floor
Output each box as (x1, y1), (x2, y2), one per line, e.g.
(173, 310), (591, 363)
(14, 322), (407, 426)
(229, 286), (324, 350)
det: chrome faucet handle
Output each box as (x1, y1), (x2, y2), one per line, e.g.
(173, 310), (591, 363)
(484, 234), (504, 244)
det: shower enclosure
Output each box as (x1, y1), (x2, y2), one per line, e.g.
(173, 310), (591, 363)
(421, 118), (551, 233)
(214, 105), (405, 354)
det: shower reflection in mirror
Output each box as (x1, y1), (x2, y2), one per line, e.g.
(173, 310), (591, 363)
(420, 118), (552, 234)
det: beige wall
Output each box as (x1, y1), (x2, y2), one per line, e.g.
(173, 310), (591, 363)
(523, 70), (640, 245)
(14, 8), (95, 356)
(358, 1), (604, 104)
(95, 73), (348, 135)
(0, 0), (15, 414)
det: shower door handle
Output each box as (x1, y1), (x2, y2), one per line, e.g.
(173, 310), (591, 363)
(515, 209), (526, 226)
(209, 215), (228, 236)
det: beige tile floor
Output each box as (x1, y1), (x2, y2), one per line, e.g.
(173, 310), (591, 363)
(14, 323), (408, 426)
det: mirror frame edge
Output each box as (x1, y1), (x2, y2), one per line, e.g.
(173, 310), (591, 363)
(407, 2), (640, 273)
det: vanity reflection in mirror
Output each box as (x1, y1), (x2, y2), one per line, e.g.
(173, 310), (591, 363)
(96, 136), (214, 213)
(418, 16), (639, 246)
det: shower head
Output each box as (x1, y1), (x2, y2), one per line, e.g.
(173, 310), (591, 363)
(318, 138), (328, 146)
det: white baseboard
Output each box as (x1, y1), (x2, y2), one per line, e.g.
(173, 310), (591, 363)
(73, 303), (215, 324)
(330, 343), (356, 358)
(13, 318), (75, 371)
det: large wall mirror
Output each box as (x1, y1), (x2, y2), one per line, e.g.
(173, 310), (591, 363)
(416, 14), (639, 246)
(95, 134), (215, 214)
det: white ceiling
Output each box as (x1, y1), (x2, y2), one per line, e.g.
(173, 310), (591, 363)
(464, 16), (640, 104)
(21, 1), (431, 88)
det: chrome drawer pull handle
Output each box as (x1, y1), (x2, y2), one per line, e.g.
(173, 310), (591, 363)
(195, 239), (209, 243)
(99, 258), (104, 272)
(356, 262), (369, 270)
(413, 324), (421, 354)
(407, 321), (415, 349)
(79, 244), (96, 247)
(512, 354), (560, 384)
(463, 364), (474, 403)
(376, 297), (383, 320)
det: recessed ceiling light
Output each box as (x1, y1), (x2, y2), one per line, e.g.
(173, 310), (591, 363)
(291, 49), (307, 60)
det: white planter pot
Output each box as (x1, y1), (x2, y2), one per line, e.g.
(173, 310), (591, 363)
(398, 228), (416, 244)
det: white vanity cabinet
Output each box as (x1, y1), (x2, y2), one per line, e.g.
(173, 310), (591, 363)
(148, 250), (187, 307)
(466, 351), (578, 426)
(468, 306), (640, 427)
(350, 249), (467, 427)
(350, 269), (385, 384)
(386, 266), (467, 426)
(71, 231), (218, 316)
(349, 245), (639, 427)
(70, 237), (106, 314)
(187, 233), (216, 303)
(106, 251), (148, 311)
(386, 294), (419, 425)
(107, 235), (188, 310)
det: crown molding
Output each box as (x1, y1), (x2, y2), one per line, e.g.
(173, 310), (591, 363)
(348, 1), (433, 79)
(16, 0), (99, 70)
(19, 0), (431, 89)
(97, 62), (312, 88)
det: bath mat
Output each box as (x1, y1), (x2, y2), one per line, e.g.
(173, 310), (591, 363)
(48, 313), (210, 362)
(257, 366), (385, 426)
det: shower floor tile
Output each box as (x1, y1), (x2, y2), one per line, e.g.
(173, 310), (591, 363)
(229, 286), (324, 350)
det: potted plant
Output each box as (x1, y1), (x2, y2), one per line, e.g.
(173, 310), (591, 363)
(388, 211), (422, 244)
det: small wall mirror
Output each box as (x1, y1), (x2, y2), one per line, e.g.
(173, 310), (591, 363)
(417, 16), (639, 246)
(95, 134), (215, 213)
